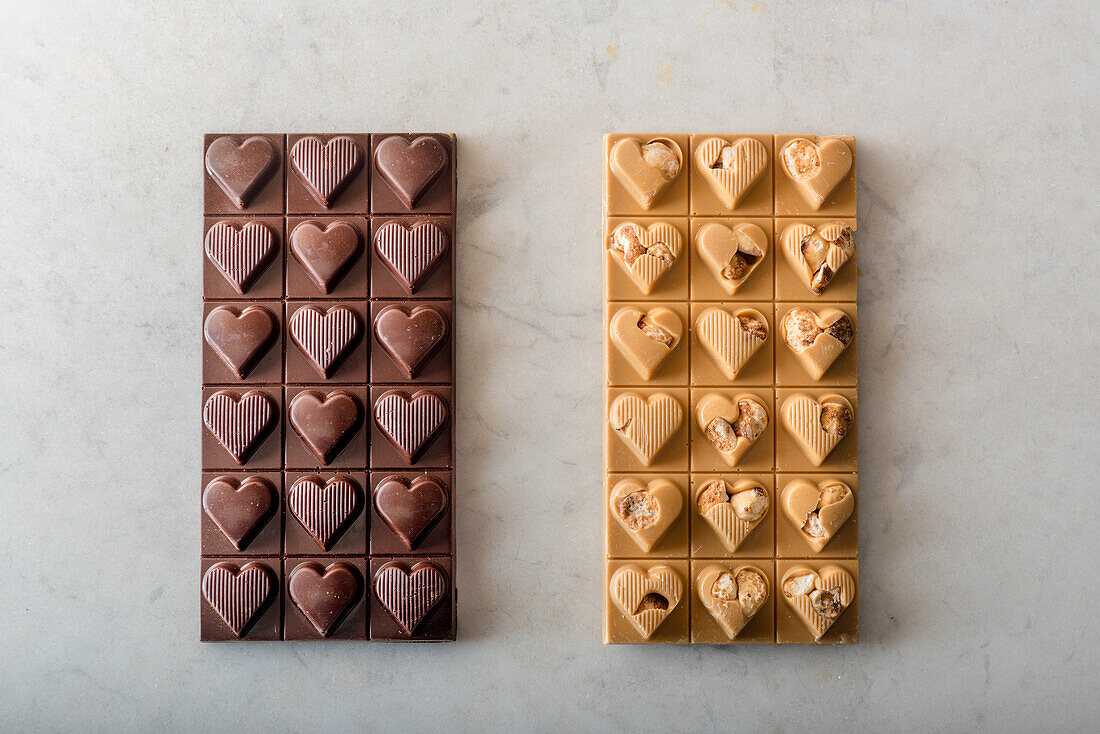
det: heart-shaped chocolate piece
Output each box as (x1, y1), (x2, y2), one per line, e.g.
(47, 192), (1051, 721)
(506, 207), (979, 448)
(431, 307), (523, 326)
(287, 475), (362, 550)
(781, 565), (856, 640)
(204, 221), (277, 295)
(290, 136), (364, 208)
(695, 222), (768, 296)
(201, 561), (275, 637)
(608, 477), (683, 553)
(288, 561), (361, 637)
(288, 305), (362, 378)
(205, 136), (278, 209)
(290, 220), (362, 294)
(693, 137), (768, 209)
(374, 135), (449, 209)
(374, 475), (449, 550)
(203, 305), (278, 379)
(202, 389), (277, 464)
(373, 389), (449, 463)
(695, 564), (769, 639)
(781, 479), (854, 552)
(695, 478), (770, 552)
(289, 390), (363, 464)
(609, 564), (684, 639)
(609, 306), (683, 380)
(374, 561), (448, 634)
(779, 137), (853, 210)
(607, 221), (682, 294)
(609, 137), (683, 209)
(374, 220), (449, 293)
(695, 307), (769, 380)
(374, 305), (449, 379)
(780, 393), (854, 466)
(202, 475), (275, 550)
(781, 221), (856, 295)
(695, 393), (769, 467)
(781, 306), (855, 380)
(608, 392), (684, 466)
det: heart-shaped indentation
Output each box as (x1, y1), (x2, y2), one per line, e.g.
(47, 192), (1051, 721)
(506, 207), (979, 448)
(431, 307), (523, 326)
(607, 221), (682, 294)
(781, 565), (856, 640)
(781, 221), (856, 295)
(609, 392), (684, 466)
(288, 561), (361, 637)
(694, 137), (768, 209)
(205, 136), (278, 209)
(781, 306), (855, 380)
(289, 390), (363, 464)
(695, 307), (769, 380)
(374, 475), (449, 550)
(290, 136), (365, 208)
(609, 306), (683, 380)
(781, 479), (855, 553)
(373, 390), (449, 463)
(695, 393), (769, 467)
(696, 564), (769, 639)
(202, 476), (275, 550)
(374, 136), (449, 209)
(374, 561), (448, 635)
(288, 305), (362, 378)
(204, 221), (277, 295)
(287, 475), (362, 550)
(608, 478), (683, 553)
(609, 137), (683, 210)
(779, 137), (853, 210)
(201, 561), (275, 637)
(781, 394), (854, 466)
(203, 305), (278, 379)
(374, 221), (449, 293)
(290, 220), (362, 294)
(609, 564), (684, 639)
(374, 305), (449, 379)
(202, 389), (277, 464)
(695, 478), (769, 552)
(695, 222), (768, 296)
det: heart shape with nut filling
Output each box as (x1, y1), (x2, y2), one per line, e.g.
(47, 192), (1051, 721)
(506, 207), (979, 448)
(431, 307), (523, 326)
(609, 564), (683, 639)
(201, 561), (275, 637)
(781, 565), (856, 640)
(694, 137), (768, 209)
(780, 306), (854, 380)
(609, 392), (684, 466)
(781, 394), (854, 466)
(607, 221), (682, 294)
(781, 221), (855, 295)
(202, 476), (275, 551)
(609, 137), (683, 210)
(696, 564), (770, 639)
(204, 221), (277, 295)
(695, 478), (769, 552)
(695, 222), (768, 296)
(781, 479), (854, 553)
(778, 137), (853, 210)
(609, 477), (683, 553)
(609, 306), (683, 380)
(290, 136), (364, 208)
(287, 475), (362, 550)
(695, 393), (769, 467)
(203, 305), (278, 379)
(695, 306), (769, 380)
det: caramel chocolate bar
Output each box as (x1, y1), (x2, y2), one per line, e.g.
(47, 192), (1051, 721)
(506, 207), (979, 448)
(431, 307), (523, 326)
(603, 134), (859, 645)
(201, 133), (456, 641)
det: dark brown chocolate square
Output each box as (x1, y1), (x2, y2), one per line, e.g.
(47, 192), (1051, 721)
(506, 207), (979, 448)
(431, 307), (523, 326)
(368, 555), (454, 641)
(286, 217), (371, 299)
(200, 557), (282, 641)
(283, 471), (368, 556)
(369, 471), (453, 556)
(202, 301), (284, 385)
(370, 300), (453, 385)
(369, 386), (453, 470)
(202, 216), (285, 301)
(284, 386), (369, 470)
(201, 471), (283, 557)
(370, 215), (455, 300)
(284, 301), (369, 385)
(201, 387), (283, 471)
(283, 557), (369, 641)
(203, 134), (286, 216)
(286, 134), (372, 215)
(370, 134), (455, 214)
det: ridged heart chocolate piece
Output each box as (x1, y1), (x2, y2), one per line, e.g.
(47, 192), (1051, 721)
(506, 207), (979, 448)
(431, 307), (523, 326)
(202, 476), (275, 551)
(204, 221), (277, 295)
(288, 561), (361, 637)
(609, 137), (683, 209)
(781, 306), (855, 380)
(608, 477), (683, 553)
(205, 136), (278, 209)
(780, 394), (855, 466)
(609, 564), (684, 639)
(201, 561), (275, 637)
(374, 221), (448, 292)
(289, 220), (362, 294)
(287, 475), (362, 550)
(203, 305), (278, 379)
(374, 304), (448, 378)
(695, 478), (769, 552)
(374, 475), (448, 550)
(695, 564), (769, 639)
(373, 390), (449, 463)
(779, 137), (853, 210)
(781, 565), (856, 640)
(693, 136), (768, 209)
(607, 221), (682, 295)
(374, 561), (448, 635)
(202, 389), (277, 464)
(781, 221), (856, 295)
(608, 392), (684, 466)
(288, 305), (362, 378)
(290, 136), (364, 208)
(289, 390), (363, 464)
(374, 136), (448, 208)
(694, 307), (769, 380)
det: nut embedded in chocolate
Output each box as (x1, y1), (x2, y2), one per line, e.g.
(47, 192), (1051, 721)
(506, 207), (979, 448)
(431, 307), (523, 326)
(634, 592), (669, 613)
(733, 399), (768, 441)
(735, 569), (767, 616)
(609, 223), (647, 265)
(802, 513), (826, 538)
(711, 571), (738, 601)
(637, 315), (676, 347)
(697, 479), (730, 513)
(809, 589), (843, 618)
(730, 487), (768, 523)
(617, 490), (660, 530)
(641, 141), (680, 180)
(826, 315), (854, 346)
(782, 138), (821, 179)
(782, 307), (821, 351)
(818, 481), (850, 509)
(737, 314), (768, 341)
(705, 417), (738, 453)
(819, 403), (853, 437)
(782, 572), (816, 598)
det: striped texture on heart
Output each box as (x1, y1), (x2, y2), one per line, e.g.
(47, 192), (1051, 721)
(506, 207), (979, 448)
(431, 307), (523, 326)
(374, 221), (448, 292)
(695, 137), (768, 208)
(374, 563), (447, 634)
(781, 395), (846, 464)
(204, 221), (275, 294)
(610, 565), (683, 639)
(609, 222), (681, 293)
(373, 391), (448, 461)
(288, 305), (360, 377)
(290, 136), (363, 207)
(201, 563), (274, 636)
(695, 308), (766, 378)
(701, 504), (757, 552)
(287, 477), (361, 550)
(202, 391), (276, 463)
(609, 393), (683, 465)
(785, 567), (855, 639)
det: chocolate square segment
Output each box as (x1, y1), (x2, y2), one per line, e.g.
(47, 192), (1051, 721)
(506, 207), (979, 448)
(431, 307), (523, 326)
(369, 555), (455, 640)
(204, 134), (285, 215)
(370, 134), (455, 214)
(371, 216), (455, 299)
(286, 134), (372, 215)
(200, 557), (282, 641)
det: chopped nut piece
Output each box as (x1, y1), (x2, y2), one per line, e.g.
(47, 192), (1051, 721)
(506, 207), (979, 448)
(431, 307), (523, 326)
(829, 225), (855, 254)
(641, 141), (680, 180)
(826, 315), (854, 346)
(737, 314), (768, 341)
(817, 482), (850, 508)
(637, 315), (675, 347)
(819, 403), (853, 437)
(730, 487), (768, 522)
(721, 251), (754, 281)
(618, 490), (659, 530)
(711, 145), (738, 171)
(733, 399), (768, 441)
(705, 417), (738, 453)
(783, 307), (821, 351)
(609, 224), (646, 265)
(711, 571), (738, 601)
(783, 139), (821, 179)
(646, 243), (674, 266)
(810, 264), (835, 294)
(802, 512), (826, 538)
(809, 589), (843, 618)
(734, 230), (764, 258)
(735, 570), (767, 616)
(800, 225), (855, 294)
(634, 592), (669, 613)
(783, 572), (816, 598)
(697, 479), (730, 514)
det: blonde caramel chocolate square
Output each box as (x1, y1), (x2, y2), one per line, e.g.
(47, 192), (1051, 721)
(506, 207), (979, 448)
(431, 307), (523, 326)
(689, 217), (774, 302)
(689, 474), (775, 559)
(605, 387), (690, 473)
(605, 218), (690, 301)
(690, 560), (776, 644)
(776, 474), (859, 558)
(605, 474), (689, 558)
(773, 135), (857, 217)
(606, 301), (690, 386)
(689, 134), (774, 217)
(774, 303), (857, 387)
(689, 302), (775, 387)
(604, 558), (690, 644)
(774, 218), (858, 302)
(776, 388), (858, 472)
(776, 559), (859, 644)
(604, 134), (691, 217)
(689, 388), (775, 472)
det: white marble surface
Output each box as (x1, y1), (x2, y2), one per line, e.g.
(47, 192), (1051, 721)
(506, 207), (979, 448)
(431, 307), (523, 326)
(1, 1), (1097, 730)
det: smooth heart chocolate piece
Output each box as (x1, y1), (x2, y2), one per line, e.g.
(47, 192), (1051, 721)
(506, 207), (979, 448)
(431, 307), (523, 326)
(696, 564), (769, 639)
(781, 393), (854, 466)
(695, 307), (768, 380)
(288, 561), (361, 637)
(779, 137), (853, 210)
(374, 136), (448, 208)
(374, 475), (449, 550)
(290, 136), (364, 208)
(609, 137), (683, 209)
(202, 389), (277, 464)
(289, 220), (362, 294)
(204, 221), (277, 295)
(607, 221), (682, 295)
(201, 561), (275, 637)
(695, 221), (768, 296)
(695, 393), (769, 467)
(202, 476), (275, 550)
(608, 306), (682, 380)
(781, 479), (855, 553)
(373, 389), (449, 463)
(608, 477), (682, 553)
(374, 561), (448, 634)
(695, 478), (769, 552)
(288, 305), (362, 378)
(781, 221), (856, 295)
(781, 565), (856, 640)
(374, 221), (448, 293)
(609, 564), (684, 639)
(287, 475), (362, 550)
(205, 136), (278, 209)
(289, 390), (363, 464)
(608, 392), (683, 466)
(781, 306), (854, 380)
(374, 305), (448, 379)
(693, 137), (768, 209)
(203, 305), (278, 379)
